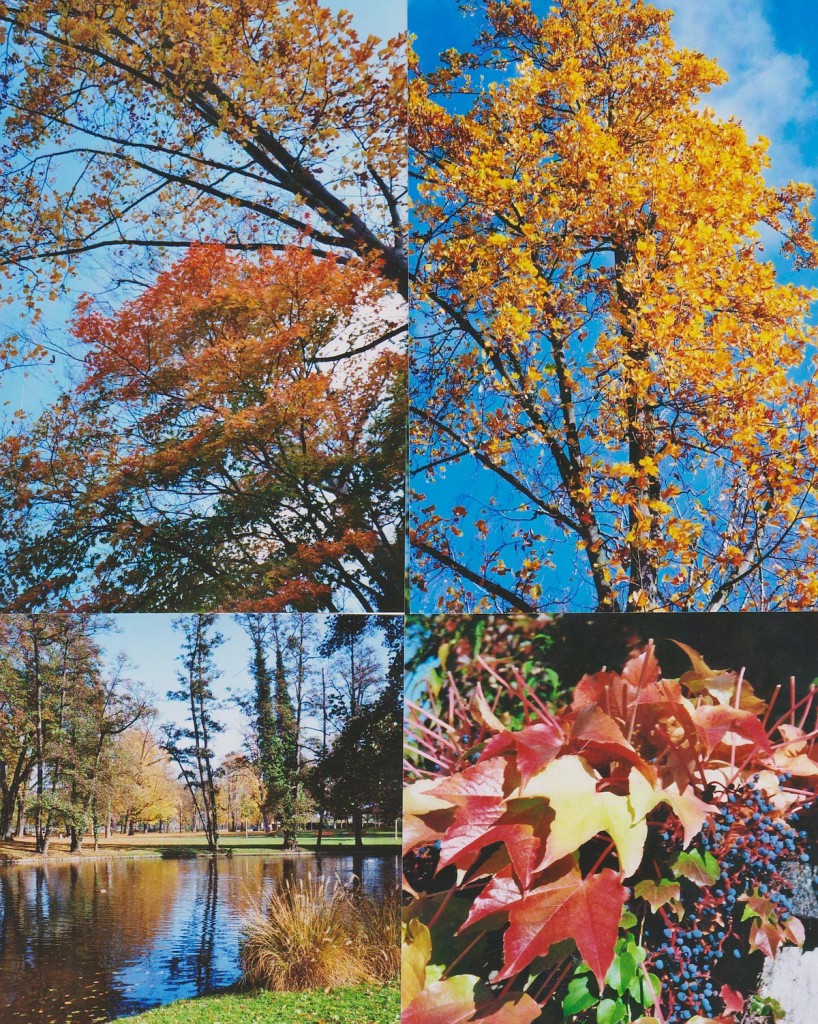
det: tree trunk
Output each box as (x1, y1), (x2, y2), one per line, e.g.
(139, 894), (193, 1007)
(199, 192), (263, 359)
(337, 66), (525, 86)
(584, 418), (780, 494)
(69, 826), (83, 854)
(614, 244), (661, 609)
(15, 796), (25, 838)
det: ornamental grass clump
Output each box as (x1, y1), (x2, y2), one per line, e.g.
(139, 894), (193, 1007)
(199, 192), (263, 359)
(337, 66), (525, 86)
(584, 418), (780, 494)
(241, 876), (399, 991)
(358, 886), (402, 983)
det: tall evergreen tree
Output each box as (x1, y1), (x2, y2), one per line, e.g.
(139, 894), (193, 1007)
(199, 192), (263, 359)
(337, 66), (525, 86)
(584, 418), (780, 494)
(242, 614), (299, 848)
(273, 641), (299, 849)
(243, 614), (277, 833)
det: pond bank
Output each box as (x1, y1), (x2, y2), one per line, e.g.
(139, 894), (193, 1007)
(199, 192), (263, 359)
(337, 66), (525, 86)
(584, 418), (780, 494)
(0, 835), (401, 866)
(113, 984), (400, 1024)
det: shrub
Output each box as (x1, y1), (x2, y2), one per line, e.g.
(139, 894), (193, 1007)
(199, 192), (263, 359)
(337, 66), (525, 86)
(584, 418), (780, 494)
(403, 644), (818, 1024)
(241, 876), (399, 991)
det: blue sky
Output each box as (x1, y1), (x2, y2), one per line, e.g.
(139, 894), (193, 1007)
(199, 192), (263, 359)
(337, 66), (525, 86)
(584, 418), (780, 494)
(101, 615), (257, 761)
(329, 0), (405, 37)
(100, 614), (393, 763)
(408, 0), (818, 611)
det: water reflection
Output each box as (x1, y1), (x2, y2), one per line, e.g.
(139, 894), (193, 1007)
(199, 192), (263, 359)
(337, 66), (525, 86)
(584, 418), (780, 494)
(0, 853), (398, 1024)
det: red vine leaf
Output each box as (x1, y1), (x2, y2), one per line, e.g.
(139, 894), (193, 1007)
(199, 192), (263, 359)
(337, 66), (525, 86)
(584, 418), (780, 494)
(483, 720), (565, 786)
(692, 705), (773, 758)
(499, 865), (628, 987)
(566, 703), (655, 778)
(719, 984), (745, 1014)
(430, 756), (511, 804)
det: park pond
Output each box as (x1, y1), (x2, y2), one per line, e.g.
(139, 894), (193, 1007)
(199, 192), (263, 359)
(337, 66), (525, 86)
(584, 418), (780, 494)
(0, 851), (399, 1024)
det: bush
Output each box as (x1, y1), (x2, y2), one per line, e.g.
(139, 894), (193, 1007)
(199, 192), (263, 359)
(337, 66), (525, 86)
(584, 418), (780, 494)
(241, 876), (399, 991)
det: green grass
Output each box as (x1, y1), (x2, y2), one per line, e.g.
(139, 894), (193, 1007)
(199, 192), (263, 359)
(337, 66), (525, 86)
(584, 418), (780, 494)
(0, 831), (400, 863)
(116, 984), (399, 1023)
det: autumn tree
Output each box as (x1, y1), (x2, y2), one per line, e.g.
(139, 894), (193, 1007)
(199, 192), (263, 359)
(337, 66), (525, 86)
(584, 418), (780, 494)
(219, 752), (263, 833)
(60, 653), (148, 852)
(110, 725), (182, 836)
(410, 0), (818, 613)
(0, 245), (405, 611)
(0, 618), (36, 839)
(0, 613), (146, 853)
(163, 614), (223, 851)
(0, 0), (407, 302)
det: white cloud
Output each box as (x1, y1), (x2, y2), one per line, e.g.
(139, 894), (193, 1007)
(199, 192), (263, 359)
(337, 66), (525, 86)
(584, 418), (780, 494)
(664, 0), (818, 186)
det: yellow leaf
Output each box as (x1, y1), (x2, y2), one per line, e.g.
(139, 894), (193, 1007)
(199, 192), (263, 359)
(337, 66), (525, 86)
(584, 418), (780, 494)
(401, 919), (432, 1008)
(522, 755), (647, 877)
(628, 768), (711, 848)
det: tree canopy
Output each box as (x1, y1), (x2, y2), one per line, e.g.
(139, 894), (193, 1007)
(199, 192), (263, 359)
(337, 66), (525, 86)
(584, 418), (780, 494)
(409, 0), (818, 613)
(0, 245), (404, 611)
(0, 613), (147, 851)
(0, 0), (407, 301)
(0, 0), (406, 611)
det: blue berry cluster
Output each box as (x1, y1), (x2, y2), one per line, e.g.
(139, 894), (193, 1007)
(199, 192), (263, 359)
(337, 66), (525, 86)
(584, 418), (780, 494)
(647, 774), (811, 1023)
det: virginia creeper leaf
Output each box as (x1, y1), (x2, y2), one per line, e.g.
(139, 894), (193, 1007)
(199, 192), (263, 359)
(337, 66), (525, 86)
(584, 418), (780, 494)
(597, 998), (628, 1024)
(670, 849), (720, 886)
(499, 865), (628, 988)
(563, 976), (598, 1016)
(484, 721), (566, 786)
(633, 878), (681, 912)
(628, 768), (712, 847)
(720, 985), (745, 1014)
(402, 920), (432, 1009)
(524, 755), (647, 876)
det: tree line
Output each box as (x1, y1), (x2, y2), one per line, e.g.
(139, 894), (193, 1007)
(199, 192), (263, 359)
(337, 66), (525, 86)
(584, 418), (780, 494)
(0, 613), (402, 854)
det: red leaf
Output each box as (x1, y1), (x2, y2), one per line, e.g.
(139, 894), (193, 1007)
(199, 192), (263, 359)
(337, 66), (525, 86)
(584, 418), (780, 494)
(438, 798), (509, 872)
(461, 866), (522, 931)
(692, 705), (773, 757)
(571, 671), (622, 712)
(749, 919), (782, 957)
(719, 984), (745, 1014)
(622, 647), (661, 688)
(567, 703), (654, 777)
(403, 806), (455, 854)
(439, 797), (550, 886)
(431, 756), (510, 804)
(784, 914), (805, 946)
(483, 721), (564, 785)
(499, 865), (628, 987)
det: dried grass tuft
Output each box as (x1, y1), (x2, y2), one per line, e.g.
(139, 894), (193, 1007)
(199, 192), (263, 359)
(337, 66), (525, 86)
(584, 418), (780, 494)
(241, 875), (399, 992)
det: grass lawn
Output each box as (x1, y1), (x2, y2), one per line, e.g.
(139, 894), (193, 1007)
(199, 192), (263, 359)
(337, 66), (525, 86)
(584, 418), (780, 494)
(0, 830), (400, 862)
(116, 985), (399, 1024)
